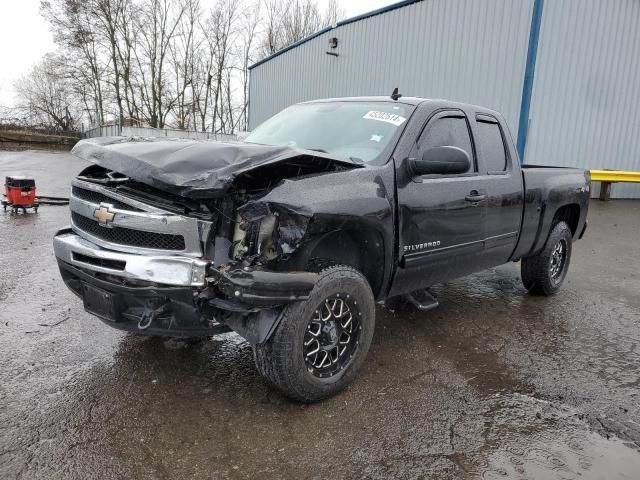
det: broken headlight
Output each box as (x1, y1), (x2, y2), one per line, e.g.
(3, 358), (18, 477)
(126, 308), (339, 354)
(235, 201), (312, 262)
(255, 214), (278, 260)
(233, 213), (278, 261)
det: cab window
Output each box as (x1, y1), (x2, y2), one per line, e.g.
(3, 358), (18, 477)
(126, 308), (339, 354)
(475, 116), (509, 173)
(418, 114), (475, 173)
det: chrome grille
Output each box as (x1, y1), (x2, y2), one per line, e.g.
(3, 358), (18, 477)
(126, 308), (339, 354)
(71, 186), (144, 212)
(71, 212), (186, 251)
(69, 178), (210, 256)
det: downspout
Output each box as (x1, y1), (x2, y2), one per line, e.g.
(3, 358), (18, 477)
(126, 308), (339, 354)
(516, 0), (545, 162)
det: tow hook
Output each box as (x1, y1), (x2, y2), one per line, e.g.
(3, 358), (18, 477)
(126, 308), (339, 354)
(137, 301), (171, 330)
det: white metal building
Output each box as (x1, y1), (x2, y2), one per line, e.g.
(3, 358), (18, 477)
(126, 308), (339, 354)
(248, 0), (640, 198)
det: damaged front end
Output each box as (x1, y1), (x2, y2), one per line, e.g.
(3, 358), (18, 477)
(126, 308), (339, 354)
(54, 137), (360, 343)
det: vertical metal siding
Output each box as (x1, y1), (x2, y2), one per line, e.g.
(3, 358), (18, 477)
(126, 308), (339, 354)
(249, 0), (640, 198)
(526, 0), (640, 197)
(249, 0), (533, 137)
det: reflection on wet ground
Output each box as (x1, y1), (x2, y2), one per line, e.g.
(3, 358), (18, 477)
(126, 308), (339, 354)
(1, 151), (639, 479)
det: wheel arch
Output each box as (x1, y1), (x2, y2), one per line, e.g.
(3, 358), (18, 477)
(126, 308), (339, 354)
(525, 201), (582, 257)
(295, 227), (387, 300)
(552, 203), (581, 236)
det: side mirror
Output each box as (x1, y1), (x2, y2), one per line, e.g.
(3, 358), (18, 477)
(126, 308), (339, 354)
(409, 146), (471, 176)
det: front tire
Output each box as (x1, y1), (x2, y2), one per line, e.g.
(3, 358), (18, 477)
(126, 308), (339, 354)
(253, 265), (375, 402)
(521, 221), (573, 296)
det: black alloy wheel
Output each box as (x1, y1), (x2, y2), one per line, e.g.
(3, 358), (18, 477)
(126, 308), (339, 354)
(303, 294), (361, 379)
(253, 265), (375, 402)
(521, 221), (573, 296)
(549, 238), (568, 284)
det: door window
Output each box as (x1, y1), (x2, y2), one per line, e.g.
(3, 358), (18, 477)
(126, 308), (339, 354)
(419, 115), (475, 173)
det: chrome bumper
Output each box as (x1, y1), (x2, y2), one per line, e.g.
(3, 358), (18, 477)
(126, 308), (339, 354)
(53, 229), (208, 287)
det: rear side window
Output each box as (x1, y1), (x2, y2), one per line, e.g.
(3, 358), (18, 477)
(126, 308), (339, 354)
(419, 115), (474, 173)
(476, 119), (508, 172)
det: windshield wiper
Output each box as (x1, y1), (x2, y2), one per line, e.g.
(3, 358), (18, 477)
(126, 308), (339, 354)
(305, 148), (364, 165)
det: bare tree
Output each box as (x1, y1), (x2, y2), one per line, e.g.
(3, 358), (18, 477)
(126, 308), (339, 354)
(259, 0), (344, 57)
(210, 0), (240, 132)
(31, 0), (342, 133)
(323, 0), (344, 27)
(135, 0), (186, 127)
(260, 0), (284, 56)
(236, 0), (260, 130)
(93, 0), (129, 124)
(13, 55), (80, 131)
(116, 0), (143, 121)
(281, 0), (322, 45)
(169, 0), (200, 129)
(41, 0), (107, 124)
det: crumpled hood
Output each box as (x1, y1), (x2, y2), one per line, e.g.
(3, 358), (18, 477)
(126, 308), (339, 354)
(72, 136), (362, 198)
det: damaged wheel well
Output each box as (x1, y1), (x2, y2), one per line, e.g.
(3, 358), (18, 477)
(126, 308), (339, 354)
(301, 229), (386, 299)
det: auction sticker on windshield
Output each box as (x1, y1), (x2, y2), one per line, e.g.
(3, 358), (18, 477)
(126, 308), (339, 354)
(362, 111), (406, 126)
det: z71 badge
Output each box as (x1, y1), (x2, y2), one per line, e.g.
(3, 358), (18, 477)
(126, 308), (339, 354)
(404, 241), (441, 252)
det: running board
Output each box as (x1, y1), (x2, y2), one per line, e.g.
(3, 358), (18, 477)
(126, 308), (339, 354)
(404, 289), (439, 311)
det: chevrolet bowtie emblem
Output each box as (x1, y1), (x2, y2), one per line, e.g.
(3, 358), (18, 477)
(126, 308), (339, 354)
(93, 204), (116, 226)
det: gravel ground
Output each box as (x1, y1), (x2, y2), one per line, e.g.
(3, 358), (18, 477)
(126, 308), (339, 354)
(1, 149), (639, 479)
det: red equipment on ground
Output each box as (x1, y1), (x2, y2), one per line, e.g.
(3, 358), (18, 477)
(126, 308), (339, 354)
(2, 176), (39, 214)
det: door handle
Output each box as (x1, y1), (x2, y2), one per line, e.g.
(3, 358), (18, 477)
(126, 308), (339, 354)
(465, 191), (487, 202)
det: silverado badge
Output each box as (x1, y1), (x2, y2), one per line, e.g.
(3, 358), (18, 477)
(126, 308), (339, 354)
(404, 241), (441, 252)
(93, 204), (116, 226)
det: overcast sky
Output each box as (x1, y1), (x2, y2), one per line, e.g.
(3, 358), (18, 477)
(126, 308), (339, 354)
(0, 0), (397, 107)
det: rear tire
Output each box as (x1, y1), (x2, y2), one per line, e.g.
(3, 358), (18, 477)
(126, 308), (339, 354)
(253, 265), (375, 402)
(521, 221), (573, 296)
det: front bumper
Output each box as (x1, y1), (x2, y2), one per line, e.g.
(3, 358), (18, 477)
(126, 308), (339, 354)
(53, 228), (208, 287)
(53, 229), (317, 339)
(57, 258), (224, 336)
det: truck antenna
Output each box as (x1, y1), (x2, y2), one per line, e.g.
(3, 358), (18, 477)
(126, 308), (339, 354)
(391, 87), (402, 101)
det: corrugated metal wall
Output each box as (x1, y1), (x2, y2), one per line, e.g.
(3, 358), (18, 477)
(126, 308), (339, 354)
(525, 0), (640, 198)
(250, 0), (533, 135)
(249, 0), (640, 198)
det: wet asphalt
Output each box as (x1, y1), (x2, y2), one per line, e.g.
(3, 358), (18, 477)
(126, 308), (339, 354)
(1, 150), (639, 479)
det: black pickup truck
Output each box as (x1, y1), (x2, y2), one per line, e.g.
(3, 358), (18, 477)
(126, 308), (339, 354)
(54, 96), (589, 402)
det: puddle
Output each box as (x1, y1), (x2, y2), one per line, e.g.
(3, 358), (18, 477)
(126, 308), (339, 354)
(480, 430), (639, 479)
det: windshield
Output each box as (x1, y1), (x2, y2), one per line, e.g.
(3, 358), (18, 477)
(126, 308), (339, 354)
(245, 101), (413, 164)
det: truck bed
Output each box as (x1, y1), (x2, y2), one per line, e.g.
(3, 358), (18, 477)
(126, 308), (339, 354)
(512, 165), (590, 260)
